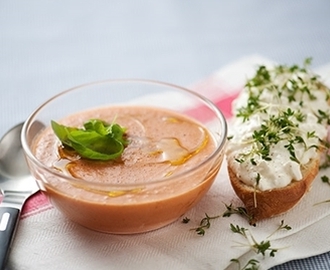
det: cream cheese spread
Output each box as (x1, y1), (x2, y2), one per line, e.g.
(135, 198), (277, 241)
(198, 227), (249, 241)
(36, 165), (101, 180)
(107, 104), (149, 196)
(226, 60), (330, 191)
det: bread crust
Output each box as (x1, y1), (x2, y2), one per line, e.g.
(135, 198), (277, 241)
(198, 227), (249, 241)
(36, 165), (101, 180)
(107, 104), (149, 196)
(227, 157), (320, 225)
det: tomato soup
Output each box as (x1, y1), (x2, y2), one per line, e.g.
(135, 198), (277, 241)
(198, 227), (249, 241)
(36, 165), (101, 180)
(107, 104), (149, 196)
(32, 106), (223, 233)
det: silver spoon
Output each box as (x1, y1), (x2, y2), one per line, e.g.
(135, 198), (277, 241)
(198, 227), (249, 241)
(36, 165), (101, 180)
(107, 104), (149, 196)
(0, 123), (39, 270)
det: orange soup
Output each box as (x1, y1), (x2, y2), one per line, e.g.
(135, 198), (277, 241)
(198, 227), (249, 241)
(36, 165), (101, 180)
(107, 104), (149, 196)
(32, 106), (223, 233)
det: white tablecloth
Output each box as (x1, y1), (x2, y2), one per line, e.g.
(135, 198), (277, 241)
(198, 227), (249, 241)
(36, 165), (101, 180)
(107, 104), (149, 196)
(4, 55), (330, 270)
(1, 1), (330, 269)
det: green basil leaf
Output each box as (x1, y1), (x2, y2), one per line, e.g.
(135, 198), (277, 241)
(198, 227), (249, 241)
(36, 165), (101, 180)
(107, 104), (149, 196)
(51, 120), (78, 147)
(51, 119), (128, 161)
(69, 136), (124, 160)
(110, 123), (128, 145)
(84, 119), (109, 135)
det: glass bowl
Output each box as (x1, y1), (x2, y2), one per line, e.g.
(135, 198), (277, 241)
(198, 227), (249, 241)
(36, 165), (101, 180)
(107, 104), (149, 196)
(21, 79), (227, 234)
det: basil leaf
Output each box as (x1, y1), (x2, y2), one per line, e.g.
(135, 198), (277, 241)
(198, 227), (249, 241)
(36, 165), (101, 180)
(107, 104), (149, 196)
(51, 119), (128, 161)
(84, 119), (109, 135)
(51, 120), (78, 148)
(110, 123), (128, 145)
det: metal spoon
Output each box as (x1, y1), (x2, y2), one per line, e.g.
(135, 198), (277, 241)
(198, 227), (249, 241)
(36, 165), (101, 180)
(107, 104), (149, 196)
(0, 123), (39, 270)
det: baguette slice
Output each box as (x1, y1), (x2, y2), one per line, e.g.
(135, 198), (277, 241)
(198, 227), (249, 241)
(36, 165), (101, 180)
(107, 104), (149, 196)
(226, 59), (330, 225)
(227, 156), (320, 225)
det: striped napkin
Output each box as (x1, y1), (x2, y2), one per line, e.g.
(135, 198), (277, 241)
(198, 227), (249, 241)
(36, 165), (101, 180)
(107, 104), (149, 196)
(10, 55), (330, 270)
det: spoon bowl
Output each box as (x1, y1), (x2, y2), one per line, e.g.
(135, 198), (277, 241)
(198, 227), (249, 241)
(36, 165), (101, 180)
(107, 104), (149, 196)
(0, 123), (39, 269)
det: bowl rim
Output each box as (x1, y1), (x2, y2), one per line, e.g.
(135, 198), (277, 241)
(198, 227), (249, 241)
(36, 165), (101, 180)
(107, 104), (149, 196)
(21, 78), (228, 189)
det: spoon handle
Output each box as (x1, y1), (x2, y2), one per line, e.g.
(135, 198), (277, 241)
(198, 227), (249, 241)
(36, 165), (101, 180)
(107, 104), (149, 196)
(0, 207), (20, 270)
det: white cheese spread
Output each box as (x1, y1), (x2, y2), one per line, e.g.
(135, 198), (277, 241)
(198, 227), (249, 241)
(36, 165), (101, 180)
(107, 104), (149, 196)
(226, 60), (330, 191)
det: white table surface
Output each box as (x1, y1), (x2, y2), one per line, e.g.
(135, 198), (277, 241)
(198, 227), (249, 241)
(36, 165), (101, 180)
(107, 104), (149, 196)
(1, 1), (330, 269)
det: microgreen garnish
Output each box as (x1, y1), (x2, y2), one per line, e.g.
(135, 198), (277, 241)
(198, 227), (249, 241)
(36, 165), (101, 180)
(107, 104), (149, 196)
(314, 175), (330, 205)
(230, 223), (278, 257)
(222, 203), (253, 222)
(233, 58), (330, 167)
(321, 175), (330, 185)
(316, 109), (330, 125)
(230, 258), (260, 270)
(236, 108), (312, 164)
(319, 139), (330, 169)
(182, 217), (190, 224)
(190, 213), (221, 236)
(267, 220), (292, 239)
(239, 58), (322, 122)
(253, 174), (261, 207)
(230, 224), (248, 237)
(51, 119), (128, 161)
(229, 220), (291, 268)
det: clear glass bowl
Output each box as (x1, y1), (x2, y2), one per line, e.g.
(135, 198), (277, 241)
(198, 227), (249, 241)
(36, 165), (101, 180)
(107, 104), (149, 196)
(21, 79), (227, 234)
